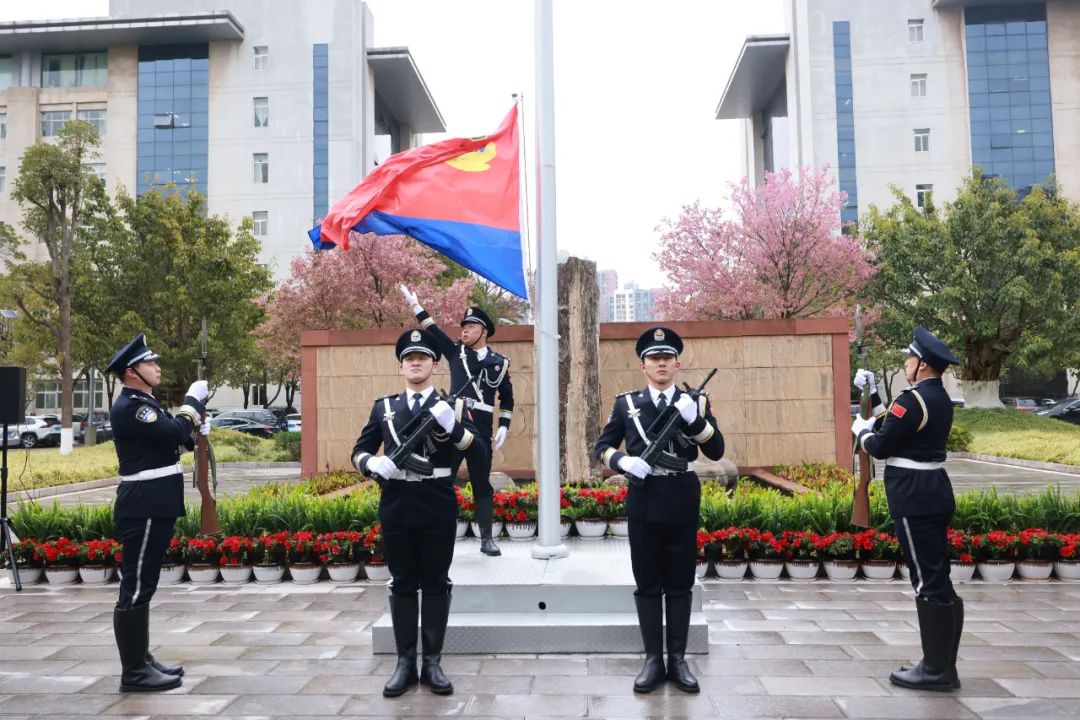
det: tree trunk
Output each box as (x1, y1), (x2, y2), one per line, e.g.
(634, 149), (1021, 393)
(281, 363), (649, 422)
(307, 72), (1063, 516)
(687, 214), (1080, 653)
(961, 380), (1003, 408)
(59, 277), (74, 455)
(241, 383), (250, 409)
(285, 381), (297, 412)
(556, 257), (600, 484)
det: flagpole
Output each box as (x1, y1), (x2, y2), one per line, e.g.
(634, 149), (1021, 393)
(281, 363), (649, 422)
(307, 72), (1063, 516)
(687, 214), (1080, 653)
(531, 0), (568, 560)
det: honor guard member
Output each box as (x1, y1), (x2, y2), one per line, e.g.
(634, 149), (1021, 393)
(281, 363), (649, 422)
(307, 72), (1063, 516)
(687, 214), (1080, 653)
(594, 327), (725, 695)
(352, 328), (487, 698)
(851, 326), (962, 692)
(400, 284), (514, 557)
(105, 333), (210, 693)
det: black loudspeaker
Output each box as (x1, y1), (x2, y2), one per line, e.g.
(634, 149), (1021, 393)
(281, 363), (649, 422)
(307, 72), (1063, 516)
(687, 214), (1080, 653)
(0, 366), (27, 425)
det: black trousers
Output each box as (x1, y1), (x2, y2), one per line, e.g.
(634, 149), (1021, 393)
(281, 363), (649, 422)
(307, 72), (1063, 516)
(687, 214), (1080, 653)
(116, 516), (176, 609)
(384, 526), (455, 597)
(451, 430), (494, 500)
(628, 518), (696, 598)
(895, 512), (958, 603)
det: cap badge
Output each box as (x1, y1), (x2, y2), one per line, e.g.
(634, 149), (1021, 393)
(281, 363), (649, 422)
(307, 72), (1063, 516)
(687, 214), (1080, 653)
(654, 328), (665, 341)
(410, 330), (421, 341)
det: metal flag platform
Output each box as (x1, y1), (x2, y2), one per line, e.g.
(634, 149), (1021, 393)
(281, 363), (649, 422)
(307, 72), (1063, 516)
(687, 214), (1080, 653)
(371, 537), (708, 654)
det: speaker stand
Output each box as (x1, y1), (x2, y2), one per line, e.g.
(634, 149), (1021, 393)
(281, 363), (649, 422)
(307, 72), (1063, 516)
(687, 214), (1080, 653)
(1, 423), (21, 591)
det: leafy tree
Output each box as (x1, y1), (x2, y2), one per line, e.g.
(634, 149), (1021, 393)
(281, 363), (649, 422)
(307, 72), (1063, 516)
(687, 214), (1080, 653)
(861, 172), (1080, 407)
(654, 166), (876, 320)
(257, 233), (475, 396)
(7, 120), (102, 450)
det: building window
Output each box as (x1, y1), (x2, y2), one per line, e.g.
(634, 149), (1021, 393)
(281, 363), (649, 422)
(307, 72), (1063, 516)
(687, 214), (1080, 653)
(41, 52), (107, 88)
(253, 153), (269, 183)
(910, 73), (927, 98)
(0, 113), (6, 139)
(252, 210), (268, 237)
(313, 43), (329, 220)
(84, 163), (106, 184)
(253, 97), (269, 127)
(254, 46), (269, 71)
(41, 110), (72, 137)
(35, 381), (61, 410)
(0, 167), (5, 193)
(908, 19), (924, 42)
(916, 184), (933, 209)
(0, 55), (13, 90)
(77, 108), (107, 135)
(833, 21), (859, 226)
(914, 128), (930, 152)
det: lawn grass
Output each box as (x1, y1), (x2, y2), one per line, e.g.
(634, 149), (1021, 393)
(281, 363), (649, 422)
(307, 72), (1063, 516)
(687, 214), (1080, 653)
(954, 408), (1080, 466)
(4, 429), (296, 492)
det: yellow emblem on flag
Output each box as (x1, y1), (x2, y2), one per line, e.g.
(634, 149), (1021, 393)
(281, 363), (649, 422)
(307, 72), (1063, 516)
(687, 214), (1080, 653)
(446, 143), (496, 172)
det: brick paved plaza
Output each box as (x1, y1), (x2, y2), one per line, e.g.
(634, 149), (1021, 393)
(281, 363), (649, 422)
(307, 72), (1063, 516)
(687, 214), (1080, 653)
(2, 540), (1079, 720)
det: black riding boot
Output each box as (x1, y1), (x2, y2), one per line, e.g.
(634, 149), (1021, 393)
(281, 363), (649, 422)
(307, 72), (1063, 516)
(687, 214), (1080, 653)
(419, 592), (454, 695)
(475, 495), (502, 556)
(665, 593), (700, 693)
(114, 605), (182, 693)
(146, 651), (183, 676)
(383, 593), (420, 697)
(889, 598), (956, 691)
(632, 595), (666, 693)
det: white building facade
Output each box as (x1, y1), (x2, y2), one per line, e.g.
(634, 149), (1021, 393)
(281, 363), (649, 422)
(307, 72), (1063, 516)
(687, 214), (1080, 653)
(0, 0), (444, 415)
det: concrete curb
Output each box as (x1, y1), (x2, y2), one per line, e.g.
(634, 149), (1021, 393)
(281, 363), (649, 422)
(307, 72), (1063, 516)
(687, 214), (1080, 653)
(952, 452), (1080, 476)
(11, 461), (302, 502)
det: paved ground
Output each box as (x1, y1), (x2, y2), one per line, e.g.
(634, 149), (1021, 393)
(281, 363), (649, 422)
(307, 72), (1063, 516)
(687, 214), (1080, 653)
(1, 554), (1079, 719)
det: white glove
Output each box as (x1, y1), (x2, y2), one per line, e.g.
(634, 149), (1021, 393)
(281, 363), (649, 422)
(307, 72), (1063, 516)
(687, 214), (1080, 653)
(430, 400), (456, 433)
(368, 455), (398, 478)
(186, 380), (209, 402)
(618, 455), (652, 478)
(674, 394), (698, 424)
(199, 420), (211, 436)
(851, 414), (876, 438)
(400, 284), (421, 312)
(853, 369), (877, 395)
(493, 426), (507, 451)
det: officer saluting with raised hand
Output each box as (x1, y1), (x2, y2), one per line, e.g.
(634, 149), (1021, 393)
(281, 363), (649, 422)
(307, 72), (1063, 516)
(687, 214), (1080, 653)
(851, 326), (963, 692)
(594, 327), (725, 695)
(352, 328), (487, 698)
(400, 284), (514, 557)
(105, 333), (210, 693)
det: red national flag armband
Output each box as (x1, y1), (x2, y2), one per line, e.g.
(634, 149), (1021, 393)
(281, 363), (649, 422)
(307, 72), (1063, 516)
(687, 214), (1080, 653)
(890, 404), (907, 419)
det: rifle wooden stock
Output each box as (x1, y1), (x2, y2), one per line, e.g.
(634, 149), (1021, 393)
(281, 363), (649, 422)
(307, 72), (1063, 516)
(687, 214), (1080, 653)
(851, 385), (873, 528)
(196, 414), (221, 534)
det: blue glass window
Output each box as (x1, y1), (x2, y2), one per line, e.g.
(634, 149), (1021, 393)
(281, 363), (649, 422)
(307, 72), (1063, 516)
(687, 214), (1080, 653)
(313, 44), (330, 221)
(832, 22), (858, 226)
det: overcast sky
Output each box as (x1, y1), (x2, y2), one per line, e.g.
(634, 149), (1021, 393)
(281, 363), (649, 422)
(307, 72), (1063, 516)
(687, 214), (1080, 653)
(4, 0), (785, 290)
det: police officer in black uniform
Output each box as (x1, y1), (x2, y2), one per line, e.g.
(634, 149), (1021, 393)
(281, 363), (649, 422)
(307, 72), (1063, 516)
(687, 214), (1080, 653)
(594, 327), (724, 695)
(400, 285), (514, 557)
(105, 333), (209, 693)
(352, 328), (487, 698)
(851, 325), (962, 692)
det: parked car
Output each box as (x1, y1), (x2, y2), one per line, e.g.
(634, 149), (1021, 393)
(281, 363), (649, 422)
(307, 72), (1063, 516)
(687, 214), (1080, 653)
(1037, 397), (1080, 425)
(74, 411), (113, 444)
(209, 415), (280, 438)
(1002, 397), (1040, 412)
(2, 426), (19, 448)
(15, 415), (62, 448)
(285, 413), (301, 433)
(215, 409), (288, 431)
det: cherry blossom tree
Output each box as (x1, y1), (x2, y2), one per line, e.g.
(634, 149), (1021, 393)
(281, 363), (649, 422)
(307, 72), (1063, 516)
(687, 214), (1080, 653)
(256, 232), (475, 396)
(654, 166), (876, 321)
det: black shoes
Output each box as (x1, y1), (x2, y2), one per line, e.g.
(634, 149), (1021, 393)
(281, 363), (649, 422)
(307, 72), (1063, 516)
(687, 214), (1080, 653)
(383, 594), (419, 697)
(889, 597), (957, 692)
(113, 605), (182, 693)
(633, 596), (666, 693)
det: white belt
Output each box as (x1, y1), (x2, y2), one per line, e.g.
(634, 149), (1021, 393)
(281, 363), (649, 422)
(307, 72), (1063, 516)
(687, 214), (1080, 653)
(120, 462), (183, 482)
(470, 401), (494, 413)
(886, 457), (945, 471)
(648, 461), (697, 477)
(390, 467), (452, 482)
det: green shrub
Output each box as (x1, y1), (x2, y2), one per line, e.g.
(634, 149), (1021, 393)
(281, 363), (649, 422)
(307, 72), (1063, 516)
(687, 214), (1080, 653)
(948, 424), (973, 452)
(772, 462), (855, 490)
(273, 431), (302, 460)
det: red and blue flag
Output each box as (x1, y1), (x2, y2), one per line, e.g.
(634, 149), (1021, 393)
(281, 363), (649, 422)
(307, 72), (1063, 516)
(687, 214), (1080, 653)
(308, 106), (526, 298)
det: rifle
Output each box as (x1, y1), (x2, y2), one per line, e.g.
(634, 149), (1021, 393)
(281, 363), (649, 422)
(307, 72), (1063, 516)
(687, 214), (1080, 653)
(851, 306), (872, 528)
(628, 368), (718, 486)
(374, 380), (472, 482)
(193, 317), (221, 534)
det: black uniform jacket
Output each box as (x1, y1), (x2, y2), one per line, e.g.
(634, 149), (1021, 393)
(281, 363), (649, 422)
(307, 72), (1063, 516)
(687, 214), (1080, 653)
(416, 308), (514, 435)
(594, 387), (724, 526)
(352, 390), (486, 530)
(858, 377), (956, 518)
(111, 387), (204, 520)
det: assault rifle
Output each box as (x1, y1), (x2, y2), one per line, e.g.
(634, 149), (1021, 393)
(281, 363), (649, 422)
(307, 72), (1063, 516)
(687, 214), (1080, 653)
(851, 306), (873, 528)
(628, 368), (718, 486)
(375, 379), (472, 482)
